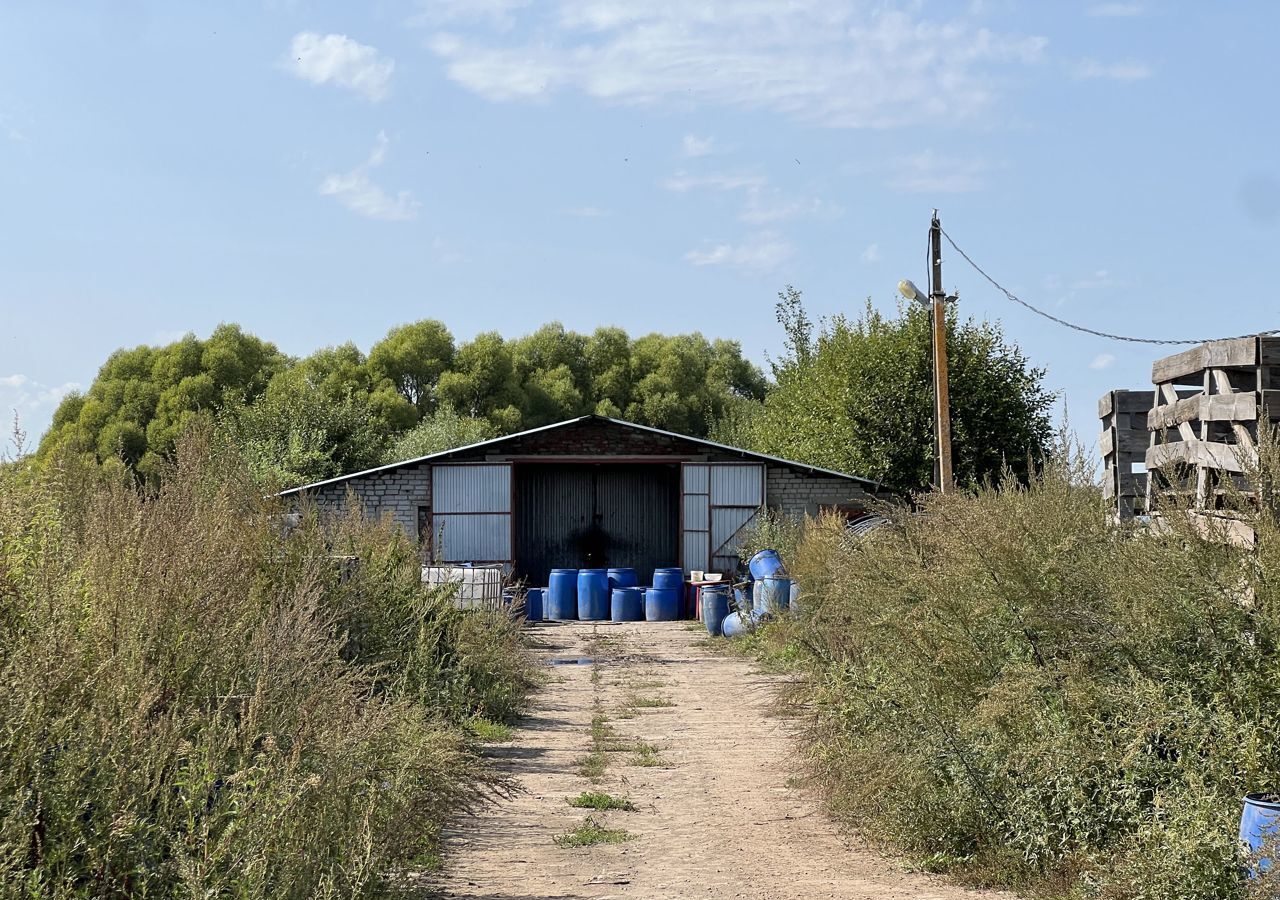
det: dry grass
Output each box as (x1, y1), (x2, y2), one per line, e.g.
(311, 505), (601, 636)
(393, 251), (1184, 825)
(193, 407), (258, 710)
(0, 428), (535, 898)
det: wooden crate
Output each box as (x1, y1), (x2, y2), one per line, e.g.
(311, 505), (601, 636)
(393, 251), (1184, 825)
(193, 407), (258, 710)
(1140, 335), (1280, 544)
(1098, 389), (1153, 521)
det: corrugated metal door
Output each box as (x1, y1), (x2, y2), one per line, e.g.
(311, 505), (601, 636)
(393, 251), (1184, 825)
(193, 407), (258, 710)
(431, 464), (512, 566)
(682, 463), (764, 575)
(514, 464), (678, 586)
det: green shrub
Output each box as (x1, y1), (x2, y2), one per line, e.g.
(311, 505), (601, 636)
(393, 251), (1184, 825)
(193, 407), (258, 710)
(0, 429), (534, 898)
(757, 443), (1280, 899)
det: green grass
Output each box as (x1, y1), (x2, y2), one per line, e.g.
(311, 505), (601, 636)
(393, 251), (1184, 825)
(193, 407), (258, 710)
(566, 791), (638, 812)
(553, 817), (634, 848)
(630, 742), (667, 767)
(465, 717), (515, 743)
(576, 750), (608, 779)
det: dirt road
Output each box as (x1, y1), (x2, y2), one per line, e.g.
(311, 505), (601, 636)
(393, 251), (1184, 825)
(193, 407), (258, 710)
(434, 621), (1008, 900)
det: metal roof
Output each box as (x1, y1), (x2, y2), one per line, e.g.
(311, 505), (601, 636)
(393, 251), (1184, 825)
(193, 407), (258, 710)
(277, 414), (885, 495)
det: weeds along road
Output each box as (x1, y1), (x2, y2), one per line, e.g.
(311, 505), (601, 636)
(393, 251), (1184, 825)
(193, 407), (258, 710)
(432, 621), (1010, 900)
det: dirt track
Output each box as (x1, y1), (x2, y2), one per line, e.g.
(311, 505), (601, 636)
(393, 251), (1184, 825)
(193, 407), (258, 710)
(433, 621), (1009, 900)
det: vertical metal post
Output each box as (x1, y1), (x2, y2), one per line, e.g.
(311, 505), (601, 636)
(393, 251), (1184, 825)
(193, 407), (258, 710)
(930, 211), (954, 493)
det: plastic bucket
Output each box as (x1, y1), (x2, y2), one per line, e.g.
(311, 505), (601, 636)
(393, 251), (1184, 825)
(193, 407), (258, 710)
(701, 585), (731, 637)
(748, 549), (787, 580)
(577, 569), (610, 621)
(652, 567), (684, 591)
(547, 569), (579, 620)
(525, 588), (544, 621)
(1241, 793), (1280, 874)
(607, 567), (638, 590)
(755, 577), (793, 615)
(645, 587), (681, 621)
(610, 587), (645, 621)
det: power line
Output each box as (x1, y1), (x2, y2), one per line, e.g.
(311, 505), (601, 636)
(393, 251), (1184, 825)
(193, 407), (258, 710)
(939, 227), (1280, 346)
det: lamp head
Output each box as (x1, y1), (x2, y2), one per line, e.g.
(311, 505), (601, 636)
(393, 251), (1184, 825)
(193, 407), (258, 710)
(898, 279), (926, 304)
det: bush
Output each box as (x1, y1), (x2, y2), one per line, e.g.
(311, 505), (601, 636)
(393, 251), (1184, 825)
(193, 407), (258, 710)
(0, 429), (534, 897)
(757, 444), (1280, 899)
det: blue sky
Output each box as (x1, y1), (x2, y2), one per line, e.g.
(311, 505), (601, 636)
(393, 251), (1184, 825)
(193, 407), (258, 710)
(3, 1), (1278, 447)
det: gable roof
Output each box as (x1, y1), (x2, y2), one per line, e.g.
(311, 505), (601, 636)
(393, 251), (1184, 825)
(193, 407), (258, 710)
(278, 415), (884, 495)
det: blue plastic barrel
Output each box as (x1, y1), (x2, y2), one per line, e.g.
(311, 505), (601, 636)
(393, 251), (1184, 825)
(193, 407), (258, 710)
(607, 567), (638, 590)
(721, 609), (755, 638)
(701, 585), (731, 637)
(547, 569), (579, 620)
(652, 567), (684, 591)
(578, 569), (610, 621)
(755, 577), (793, 614)
(525, 588), (544, 621)
(645, 587), (681, 621)
(733, 583), (753, 612)
(748, 549), (787, 580)
(1242, 794), (1280, 874)
(610, 587), (645, 621)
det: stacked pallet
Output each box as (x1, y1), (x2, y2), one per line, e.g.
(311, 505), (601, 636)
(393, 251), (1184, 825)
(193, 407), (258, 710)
(1098, 389), (1153, 521)
(1142, 335), (1280, 544)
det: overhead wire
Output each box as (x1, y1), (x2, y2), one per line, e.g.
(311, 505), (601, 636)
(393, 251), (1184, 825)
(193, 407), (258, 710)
(938, 227), (1280, 346)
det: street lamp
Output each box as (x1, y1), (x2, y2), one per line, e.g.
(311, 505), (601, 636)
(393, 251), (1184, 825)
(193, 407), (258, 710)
(902, 212), (954, 493)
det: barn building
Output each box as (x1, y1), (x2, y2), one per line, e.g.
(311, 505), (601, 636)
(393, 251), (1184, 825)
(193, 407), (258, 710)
(282, 415), (888, 586)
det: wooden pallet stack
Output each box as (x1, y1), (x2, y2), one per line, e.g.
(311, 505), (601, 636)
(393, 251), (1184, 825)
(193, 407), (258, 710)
(1141, 335), (1280, 543)
(1099, 389), (1154, 521)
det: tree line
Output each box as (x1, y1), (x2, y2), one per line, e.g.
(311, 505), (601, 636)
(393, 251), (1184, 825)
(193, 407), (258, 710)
(38, 321), (769, 488)
(38, 290), (1054, 493)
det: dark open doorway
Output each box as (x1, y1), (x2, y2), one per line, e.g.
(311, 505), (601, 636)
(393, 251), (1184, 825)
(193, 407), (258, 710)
(513, 462), (679, 587)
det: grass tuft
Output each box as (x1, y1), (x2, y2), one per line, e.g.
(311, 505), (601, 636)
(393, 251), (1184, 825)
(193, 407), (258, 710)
(566, 791), (638, 812)
(553, 817), (634, 848)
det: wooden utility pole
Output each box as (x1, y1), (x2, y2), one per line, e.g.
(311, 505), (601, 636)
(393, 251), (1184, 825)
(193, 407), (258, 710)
(930, 211), (954, 493)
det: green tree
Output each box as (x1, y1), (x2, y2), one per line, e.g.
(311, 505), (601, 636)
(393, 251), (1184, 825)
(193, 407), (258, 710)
(368, 320), (455, 417)
(436, 331), (525, 427)
(385, 406), (498, 462)
(39, 325), (287, 480)
(747, 290), (1053, 493)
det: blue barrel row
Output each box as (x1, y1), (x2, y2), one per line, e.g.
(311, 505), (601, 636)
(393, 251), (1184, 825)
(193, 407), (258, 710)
(528, 567), (684, 622)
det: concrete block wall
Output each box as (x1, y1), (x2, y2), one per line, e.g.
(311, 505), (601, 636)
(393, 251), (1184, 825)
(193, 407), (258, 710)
(309, 463), (431, 538)
(766, 468), (872, 519)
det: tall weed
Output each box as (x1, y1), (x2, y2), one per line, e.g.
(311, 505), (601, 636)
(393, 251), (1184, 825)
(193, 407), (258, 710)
(766, 444), (1280, 899)
(0, 429), (534, 897)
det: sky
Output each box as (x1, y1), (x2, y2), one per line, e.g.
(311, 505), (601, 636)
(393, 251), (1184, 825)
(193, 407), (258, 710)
(3, 1), (1279, 448)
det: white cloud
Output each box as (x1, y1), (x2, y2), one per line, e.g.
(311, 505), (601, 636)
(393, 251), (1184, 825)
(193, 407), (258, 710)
(410, 0), (531, 30)
(684, 231), (793, 271)
(1086, 3), (1144, 16)
(286, 32), (394, 101)
(885, 150), (993, 193)
(319, 132), (421, 221)
(738, 188), (827, 225)
(1089, 353), (1116, 370)
(681, 134), (716, 157)
(1074, 58), (1152, 81)
(422, 3), (1046, 128)
(861, 243), (882, 263)
(1, 376), (81, 434)
(661, 171), (767, 193)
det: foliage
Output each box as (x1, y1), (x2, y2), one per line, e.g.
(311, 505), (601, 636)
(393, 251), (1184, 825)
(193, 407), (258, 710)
(386, 405), (498, 463)
(748, 441), (1280, 899)
(553, 817), (633, 848)
(0, 429), (534, 897)
(39, 321), (767, 483)
(39, 325), (287, 480)
(740, 288), (1054, 493)
(566, 792), (637, 812)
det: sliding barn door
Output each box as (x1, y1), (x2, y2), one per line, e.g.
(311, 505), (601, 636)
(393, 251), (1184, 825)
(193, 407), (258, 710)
(681, 463), (764, 575)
